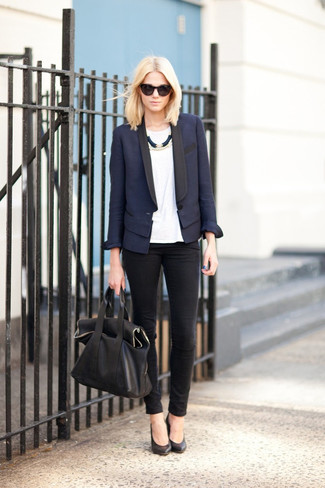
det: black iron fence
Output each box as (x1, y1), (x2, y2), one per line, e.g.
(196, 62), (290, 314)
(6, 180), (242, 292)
(0, 9), (218, 461)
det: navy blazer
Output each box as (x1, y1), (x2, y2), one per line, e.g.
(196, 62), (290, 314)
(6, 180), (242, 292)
(103, 113), (223, 254)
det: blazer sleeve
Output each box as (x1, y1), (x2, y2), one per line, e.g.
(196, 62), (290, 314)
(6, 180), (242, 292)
(196, 116), (223, 238)
(103, 128), (126, 250)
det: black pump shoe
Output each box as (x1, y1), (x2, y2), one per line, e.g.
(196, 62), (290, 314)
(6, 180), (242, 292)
(166, 414), (187, 453)
(150, 426), (171, 456)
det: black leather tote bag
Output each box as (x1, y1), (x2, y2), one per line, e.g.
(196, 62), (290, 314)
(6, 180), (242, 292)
(71, 288), (152, 399)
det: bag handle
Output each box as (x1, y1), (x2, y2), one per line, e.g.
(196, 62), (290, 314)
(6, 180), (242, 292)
(104, 287), (129, 320)
(93, 287), (127, 343)
(86, 288), (127, 381)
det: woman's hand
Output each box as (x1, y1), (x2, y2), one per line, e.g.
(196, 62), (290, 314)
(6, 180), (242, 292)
(108, 248), (125, 295)
(201, 232), (219, 276)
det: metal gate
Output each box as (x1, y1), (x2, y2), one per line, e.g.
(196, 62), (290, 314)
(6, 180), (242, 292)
(0, 9), (218, 462)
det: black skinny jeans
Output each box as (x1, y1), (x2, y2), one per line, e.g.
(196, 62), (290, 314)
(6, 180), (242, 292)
(123, 242), (200, 417)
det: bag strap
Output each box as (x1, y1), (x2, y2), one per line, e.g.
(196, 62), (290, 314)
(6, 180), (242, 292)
(104, 287), (129, 320)
(86, 288), (126, 380)
(93, 287), (127, 343)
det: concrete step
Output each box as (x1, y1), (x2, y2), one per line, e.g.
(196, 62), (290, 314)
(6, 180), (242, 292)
(215, 306), (242, 371)
(215, 255), (325, 372)
(217, 289), (231, 309)
(232, 275), (325, 327)
(218, 256), (322, 297)
(241, 301), (325, 357)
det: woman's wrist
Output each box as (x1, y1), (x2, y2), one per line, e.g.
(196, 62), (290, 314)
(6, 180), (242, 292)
(110, 247), (122, 266)
(205, 232), (216, 247)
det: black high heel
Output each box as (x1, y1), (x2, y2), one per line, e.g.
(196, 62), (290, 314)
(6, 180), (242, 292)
(150, 426), (171, 456)
(166, 414), (187, 453)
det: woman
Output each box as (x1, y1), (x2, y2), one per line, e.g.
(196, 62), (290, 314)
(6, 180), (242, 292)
(104, 56), (223, 455)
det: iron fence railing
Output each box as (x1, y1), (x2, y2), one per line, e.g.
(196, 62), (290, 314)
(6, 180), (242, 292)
(0, 8), (218, 462)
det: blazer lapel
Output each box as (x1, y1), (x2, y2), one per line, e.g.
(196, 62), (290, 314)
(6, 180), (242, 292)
(138, 118), (188, 207)
(171, 123), (187, 203)
(138, 119), (158, 207)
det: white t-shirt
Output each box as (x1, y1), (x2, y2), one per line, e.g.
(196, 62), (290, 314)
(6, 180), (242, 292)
(147, 127), (184, 243)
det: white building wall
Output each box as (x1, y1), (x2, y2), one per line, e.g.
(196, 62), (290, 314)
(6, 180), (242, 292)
(0, 1), (72, 320)
(202, 0), (325, 257)
(0, 1), (71, 66)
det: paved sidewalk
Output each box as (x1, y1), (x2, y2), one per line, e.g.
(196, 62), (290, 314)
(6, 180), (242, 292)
(1, 326), (325, 488)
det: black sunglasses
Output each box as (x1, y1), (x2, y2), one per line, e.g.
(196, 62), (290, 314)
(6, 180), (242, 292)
(140, 84), (172, 97)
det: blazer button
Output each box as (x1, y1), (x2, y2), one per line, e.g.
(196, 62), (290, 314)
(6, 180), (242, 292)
(177, 205), (183, 210)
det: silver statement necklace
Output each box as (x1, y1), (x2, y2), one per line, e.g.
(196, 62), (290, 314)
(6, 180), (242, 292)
(147, 133), (172, 151)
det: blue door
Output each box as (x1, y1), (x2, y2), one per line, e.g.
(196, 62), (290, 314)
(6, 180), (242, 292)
(73, 0), (201, 86)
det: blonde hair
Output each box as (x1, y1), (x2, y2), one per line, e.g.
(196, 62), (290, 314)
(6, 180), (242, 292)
(124, 56), (182, 130)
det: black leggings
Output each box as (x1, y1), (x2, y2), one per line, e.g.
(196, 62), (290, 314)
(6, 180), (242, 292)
(123, 241), (200, 417)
